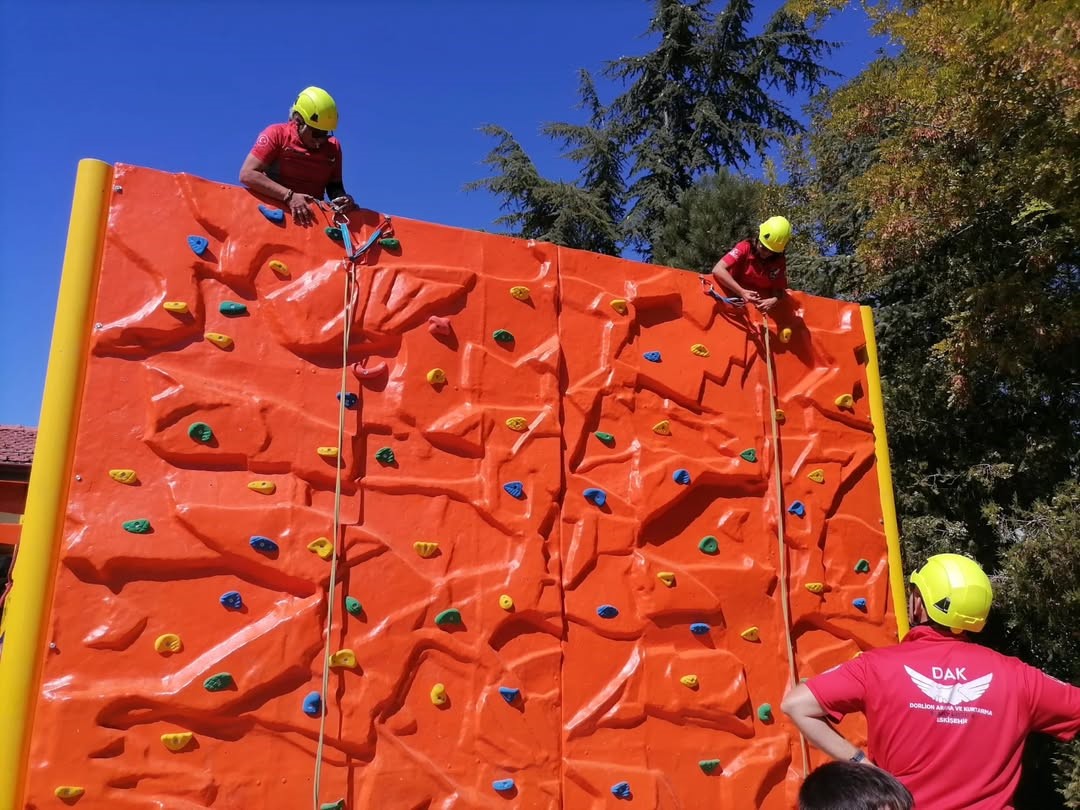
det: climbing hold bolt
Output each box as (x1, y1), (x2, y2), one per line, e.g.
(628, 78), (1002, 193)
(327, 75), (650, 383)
(187, 235), (209, 256)
(413, 541), (439, 558)
(204, 332), (234, 350)
(337, 392), (358, 408)
(435, 608), (462, 626)
(188, 422), (214, 443)
(643, 351), (662, 363)
(374, 447), (396, 464)
(54, 787), (85, 799)
(258, 205), (285, 223)
(699, 759), (721, 775)
(307, 537), (334, 559)
(657, 571), (676, 587)
(788, 501), (806, 518)
(345, 596), (363, 615)
(835, 393), (854, 409)
(741, 626), (761, 642)
(163, 301), (189, 314)
(698, 536), (719, 555)
(740, 448), (758, 463)
(509, 285), (530, 300)
(303, 691), (323, 717)
(122, 519), (151, 534)
(247, 480), (276, 494)
(329, 649), (357, 669)
(779, 328), (792, 343)
(492, 779), (515, 792)
(679, 674), (699, 688)
(161, 732), (194, 752)
(379, 237), (400, 249)
(610, 299), (628, 315)
(492, 329), (515, 343)
(653, 420), (671, 436)
(430, 683), (448, 705)
(855, 559), (871, 574)
(690, 343), (710, 357)
(690, 623), (710, 635)
(503, 481), (524, 499)
(673, 468), (691, 485)
(250, 535), (279, 554)
(220, 591), (243, 610)
(583, 487), (607, 507)
(805, 582), (825, 594)
(596, 605), (619, 619)
(594, 431), (615, 445)
(428, 315), (452, 335)
(611, 781), (632, 798)
(316, 447), (339, 459)
(499, 594), (514, 611)
(757, 703), (773, 722)
(498, 686), (520, 704)
(268, 260), (289, 277)
(154, 634), (183, 654)
(219, 301), (248, 316)
(853, 598), (868, 612)
(203, 673), (234, 692)
(109, 469), (137, 485)
(808, 468), (825, 484)
(427, 368), (447, 385)
(505, 417), (528, 432)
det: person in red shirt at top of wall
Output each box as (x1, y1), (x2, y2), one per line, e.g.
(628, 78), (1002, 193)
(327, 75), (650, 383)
(709, 215), (791, 313)
(239, 86), (355, 227)
(782, 553), (1080, 810)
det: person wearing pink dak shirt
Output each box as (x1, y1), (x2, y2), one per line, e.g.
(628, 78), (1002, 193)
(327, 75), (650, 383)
(783, 553), (1080, 809)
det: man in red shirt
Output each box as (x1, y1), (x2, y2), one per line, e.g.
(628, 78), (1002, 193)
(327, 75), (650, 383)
(239, 86), (355, 226)
(782, 554), (1080, 809)
(710, 215), (791, 313)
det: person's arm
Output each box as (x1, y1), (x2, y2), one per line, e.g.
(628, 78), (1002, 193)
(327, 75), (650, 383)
(782, 683), (870, 763)
(1027, 665), (1080, 740)
(756, 260), (788, 314)
(239, 127), (318, 226)
(711, 255), (760, 303)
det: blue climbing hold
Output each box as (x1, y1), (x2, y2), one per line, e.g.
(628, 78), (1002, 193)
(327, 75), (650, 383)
(258, 204), (285, 223)
(220, 591), (243, 610)
(302, 691), (322, 716)
(187, 235), (208, 256)
(597, 604), (619, 619)
(249, 535), (278, 554)
(788, 501), (806, 517)
(492, 779), (515, 792)
(583, 487), (607, 507)
(690, 623), (710, 635)
(643, 351), (662, 363)
(611, 782), (632, 799)
(503, 481), (524, 499)
(853, 598), (868, 612)
(673, 468), (691, 485)
(337, 392), (358, 408)
(498, 687), (520, 704)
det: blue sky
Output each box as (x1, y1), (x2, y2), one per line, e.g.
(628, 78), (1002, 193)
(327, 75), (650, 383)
(0, 0), (888, 426)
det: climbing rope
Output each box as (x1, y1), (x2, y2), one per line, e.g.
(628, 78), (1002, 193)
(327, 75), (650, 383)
(761, 313), (811, 778)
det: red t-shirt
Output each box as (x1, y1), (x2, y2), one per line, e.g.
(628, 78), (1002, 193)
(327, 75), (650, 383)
(721, 240), (787, 296)
(249, 121), (343, 199)
(806, 626), (1080, 809)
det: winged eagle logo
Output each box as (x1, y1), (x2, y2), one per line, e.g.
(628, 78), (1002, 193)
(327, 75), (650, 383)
(905, 666), (993, 705)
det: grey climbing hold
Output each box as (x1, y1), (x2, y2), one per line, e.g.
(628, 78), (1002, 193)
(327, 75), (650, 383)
(583, 488), (607, 507)
(673, 468), (691, 485)
(596, 605), (619, 619)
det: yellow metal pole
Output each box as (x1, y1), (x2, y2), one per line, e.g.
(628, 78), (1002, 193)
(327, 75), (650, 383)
(860, 306), (909, 640)
(0, 159), (113, 807)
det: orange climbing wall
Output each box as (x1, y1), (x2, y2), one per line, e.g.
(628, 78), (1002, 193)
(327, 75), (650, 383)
(18, 164), (899, 809)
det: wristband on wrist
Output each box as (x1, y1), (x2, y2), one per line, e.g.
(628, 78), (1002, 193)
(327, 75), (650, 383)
(850, 750), (866, 763)
(283, 189), (293, 203)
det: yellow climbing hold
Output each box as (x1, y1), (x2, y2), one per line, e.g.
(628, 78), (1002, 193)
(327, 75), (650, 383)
(808, 468), (825, 484)
(510, 285), (530, 300)
(161, 732), (194, 752)
(805, 582), (825, 594)
(779, 328), (792, 343)
(499, 594), (514, 610)
(690, 343), (710, 358)
(427, 368), (447, 385)
(162, 301), (189, 314)
(316, 446), (339, 459)
(740, 626), (761, 642)
(414, 541), (439, 558)
(653, 420), (671, 436)
(430, 683), (448, 705)
(54, 787), (85, 799)
(248, 480), (276, 494)
(610, 298), (628, 315)
(835, 393), (854, 409)
(775, 409), (786, 423)
(205, 332), (234, 350)
(268, 259), (289, 277)
(154, 634), (183, 654)
(656, 571), (676, 587)
(109, 469), (137, 485)
(679, 674), (699, 688)
(329, 649), (357, 669)
(307, 537), (334, 560)
(506, 417), (528, 432)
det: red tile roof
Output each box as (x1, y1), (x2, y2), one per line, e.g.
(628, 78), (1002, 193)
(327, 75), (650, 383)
(0, 426), (37, 466)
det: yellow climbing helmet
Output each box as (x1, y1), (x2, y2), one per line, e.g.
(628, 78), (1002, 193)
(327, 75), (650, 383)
(291, 86), (338, 132)
(910, 553), (993, 634)
(758, 216), (792, 253)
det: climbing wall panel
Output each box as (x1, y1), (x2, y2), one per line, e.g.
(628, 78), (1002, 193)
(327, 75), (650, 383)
(16, 163), (899, 809)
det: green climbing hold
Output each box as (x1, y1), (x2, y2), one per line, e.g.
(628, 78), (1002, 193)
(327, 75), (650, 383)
(345, 597), (362, 616)
(492, 329), (515, 343)
(122, 519), (151, 534)
(325, 226), (344, 242)
(378, 238), (400, 249)
(434, 608), (462, 627)
(188, 422), (214, 443)
(699, 759), (721, 775)
(740, 448), (758, 463)
(757, 703), (773, 722)
(203, 673), (234, 692)
(219, 301), (248, 316)
(375, 447), (395, 464)
(855, 558), (871, 573)
(698, 535), (719, 555)
(595, 431), (615, 445)
(320, 801), (346, 810)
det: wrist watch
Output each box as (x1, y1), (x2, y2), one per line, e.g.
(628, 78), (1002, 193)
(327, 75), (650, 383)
(850, 750), (867, 763)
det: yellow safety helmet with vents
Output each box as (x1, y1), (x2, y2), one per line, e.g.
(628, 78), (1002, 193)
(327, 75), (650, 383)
(758, 216), (792, 253)
(910, 553), (993, 634)
(291, 86), (338, 132)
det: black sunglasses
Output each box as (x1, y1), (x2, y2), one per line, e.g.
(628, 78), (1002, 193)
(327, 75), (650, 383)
(308, 127), (331, 140)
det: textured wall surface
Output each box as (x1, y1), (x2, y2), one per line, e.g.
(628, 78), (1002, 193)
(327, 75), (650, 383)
(20, 165), (899, 809)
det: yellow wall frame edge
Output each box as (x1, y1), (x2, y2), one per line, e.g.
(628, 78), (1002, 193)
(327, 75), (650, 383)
(860, 305), (910, 640)
(0, 159), (113, 807)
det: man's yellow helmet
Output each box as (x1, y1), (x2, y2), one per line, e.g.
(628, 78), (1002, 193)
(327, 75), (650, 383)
(292, 86), (338, 132)
(910, 554), (993, 634)
(758, 216), (792, 253)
